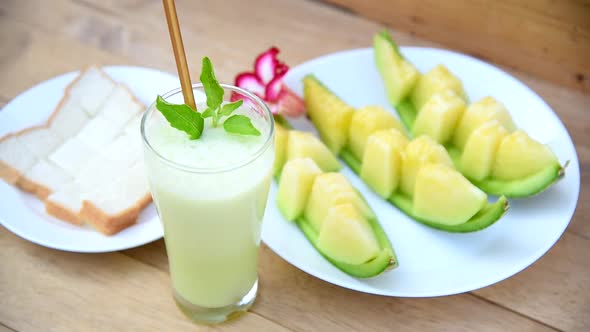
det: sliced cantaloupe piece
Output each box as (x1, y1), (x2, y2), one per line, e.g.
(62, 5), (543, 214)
(412, 89), (466, 144)
(413, 163), (487, 226)
(304, 173), (373, 233)
(277, 158), (323, 220)
(360, 129), (408, 198)
(348, 105), (405, 160)
(399, 136), (453, 197)
(411, 64), (467, 112)
(303, 75), (354, 154)
(317, 203), (380, 265)
(273, 123), (289, 176)
(287, 131), (341, 172)
(460, 121), (508, 181)
(492, 130), (559, 181)
(373, 31), (420, 105)
(453, 96), (516, 149)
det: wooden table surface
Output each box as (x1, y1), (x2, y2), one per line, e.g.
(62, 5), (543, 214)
(0, 0), (588, 331)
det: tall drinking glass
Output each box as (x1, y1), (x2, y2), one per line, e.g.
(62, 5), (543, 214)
(141, 84), (274, 324)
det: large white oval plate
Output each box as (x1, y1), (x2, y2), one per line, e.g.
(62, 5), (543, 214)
(260, 47), (580, 297)
(0, 66), (178, 253)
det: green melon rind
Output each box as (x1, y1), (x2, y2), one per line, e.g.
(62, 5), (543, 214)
(296, 213), (397, 278)
(276, 172), (397, 277)
(372, 33), (565, 198)
(374, 30), (417, 129)
(395, 99), (417, 129)
(275, 122), (397, 278)
(447, 146), (566, 198)
(340, 148), (508, 232)
(388, 193), (508, 233)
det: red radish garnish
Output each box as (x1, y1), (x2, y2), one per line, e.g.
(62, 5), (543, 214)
(234, 47), (305, 117)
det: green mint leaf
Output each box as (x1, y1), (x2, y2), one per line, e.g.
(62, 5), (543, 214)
(200, 57), (224, 111)
(201, 108), (214, 118)
(223, 115), (261, 136)
(155, 95), (204, 139)
(220, 100), (243, 117)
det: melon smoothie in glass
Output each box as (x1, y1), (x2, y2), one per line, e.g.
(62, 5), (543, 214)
(141, 79), (274, 323)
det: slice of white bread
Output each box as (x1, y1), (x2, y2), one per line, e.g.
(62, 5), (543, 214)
(125, 113), (144, 136)
(0, 134), (38, 184)
(49, 97), (90, 139)
(80, 162), (151, 235)
(100, 84), (144, 124)
(17, 126), (63, 158)
(68, 66), (116, 116)
(19, 160), (72, 199)
(1, 66), (151, 235)
(45, 183), (84, 225)
(49, 139), (96, 175)
(46, 132), (145, 227)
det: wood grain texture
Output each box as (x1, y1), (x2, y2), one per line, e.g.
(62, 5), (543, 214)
(123, 242), (556, 332)
(1, 0), (587, 237)
(0, 229), (290, 332)
(0, 0), (587, 330)
(323, 0), (590, 92)
(0, 323), (16, 332)
(474, 233), (590, 331)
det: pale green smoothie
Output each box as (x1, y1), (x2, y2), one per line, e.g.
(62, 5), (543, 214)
(144, 104), (274, 309)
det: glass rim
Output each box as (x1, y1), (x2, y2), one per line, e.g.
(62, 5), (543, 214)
(141, 83), (275, 174)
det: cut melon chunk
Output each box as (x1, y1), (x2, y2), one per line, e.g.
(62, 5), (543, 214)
(413, 164), (487, 226)
(277, 158), (322, 220)
(412, 90), (466, 144)
(348, 105), (405, 160)
(304, 173), (373, 233)
(411, 64), (467, 112)
(287, 131), (341, 172)
(373, 31), (420, 105)
(273, 124), (289, 176)
(317, 204), (380, 265)
(461, 121), (508, 181)
(453, 96), (516, 149)
(303, 75), (354, 154)
(360, 129), (408, 198)
(492, 130), (559, 180)
(399, 136), (453, 197)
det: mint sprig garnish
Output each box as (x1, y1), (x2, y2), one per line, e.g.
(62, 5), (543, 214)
(154, 56), (261, 139)
(155, 95), (204, 139)
(224, 114), (261, 136)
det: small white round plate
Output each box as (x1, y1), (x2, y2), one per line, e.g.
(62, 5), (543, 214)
(261, 47), (580, 297)
(0, 66), (177, 253)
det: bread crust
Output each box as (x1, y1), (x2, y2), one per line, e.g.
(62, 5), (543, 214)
(45, 199), (83, 226)
(0, 134), (23, 184)
(2, 66), (150, 235)
(0, 161), (22, 184)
